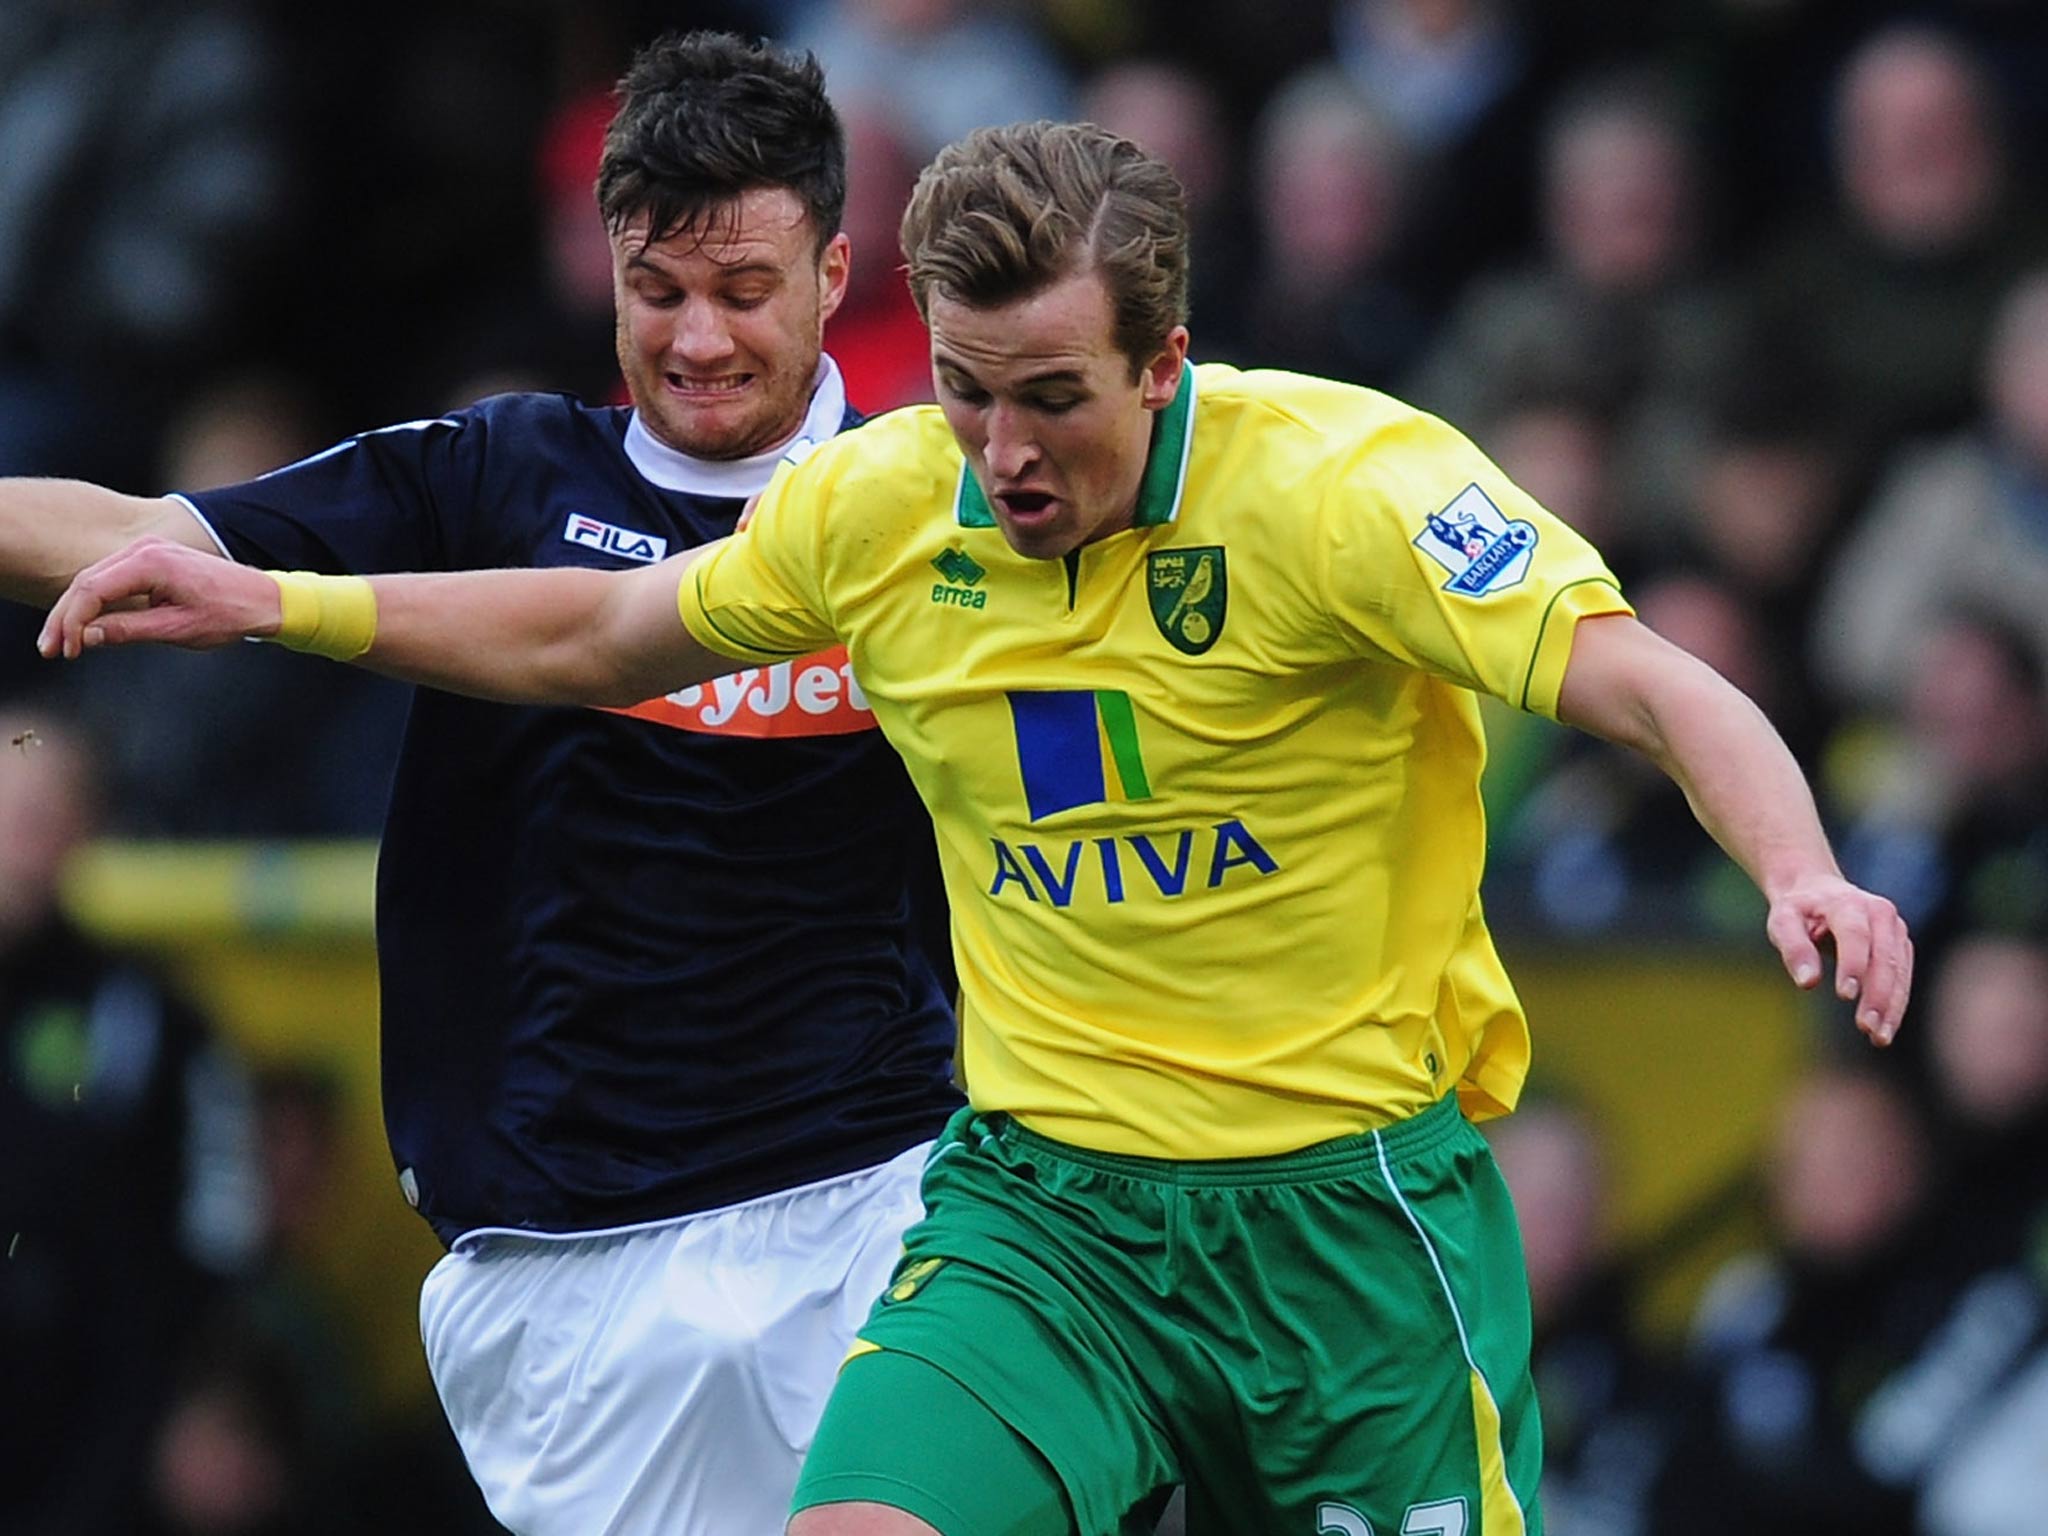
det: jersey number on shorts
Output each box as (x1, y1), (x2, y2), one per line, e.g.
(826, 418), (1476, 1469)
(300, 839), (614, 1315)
(1317, 1497), (1468, 1536)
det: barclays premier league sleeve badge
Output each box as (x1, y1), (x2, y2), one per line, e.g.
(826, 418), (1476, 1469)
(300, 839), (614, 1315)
(1413, 484), (1537, 597)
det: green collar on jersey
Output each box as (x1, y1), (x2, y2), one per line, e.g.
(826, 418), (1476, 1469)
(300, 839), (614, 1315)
(953, 362), (1198, 530)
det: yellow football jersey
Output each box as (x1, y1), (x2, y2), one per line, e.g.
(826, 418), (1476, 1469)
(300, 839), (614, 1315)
(680, 363), (1632, 1158)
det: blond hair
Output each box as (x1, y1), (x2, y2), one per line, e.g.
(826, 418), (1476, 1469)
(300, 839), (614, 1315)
(899, 121), (1190, 375)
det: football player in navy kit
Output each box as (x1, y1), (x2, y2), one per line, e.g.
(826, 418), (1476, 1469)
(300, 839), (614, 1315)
(0, 33), (960, 1536)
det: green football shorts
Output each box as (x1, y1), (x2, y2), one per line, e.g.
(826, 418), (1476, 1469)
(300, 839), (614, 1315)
(794, 1093), (1542, 1534)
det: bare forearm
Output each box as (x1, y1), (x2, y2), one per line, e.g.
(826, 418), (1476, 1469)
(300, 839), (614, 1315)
(1559, 613), (1909, 1040)
(0, 480), (210, 603)
(40, 539), (735, 707)
(358, 565), (714, 706)
(1614, 653), (1838, 899)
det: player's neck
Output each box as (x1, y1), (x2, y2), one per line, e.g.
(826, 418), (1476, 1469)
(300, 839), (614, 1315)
(625, 357), (845, 498)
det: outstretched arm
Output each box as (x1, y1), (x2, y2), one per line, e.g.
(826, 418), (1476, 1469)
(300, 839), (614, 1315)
(38, 536), (734, 706)
(0, 480), (220, 604)
(1557, 612), (1911, 1045)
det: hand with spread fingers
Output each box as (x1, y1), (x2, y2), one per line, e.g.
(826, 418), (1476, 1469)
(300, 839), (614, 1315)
(1765, 874), (1913, 1046)
(38, 537), (282, 659)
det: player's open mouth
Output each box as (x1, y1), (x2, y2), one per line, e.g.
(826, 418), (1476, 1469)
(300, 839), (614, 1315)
(997, 491), (1058, 520)
(665, 372), (753, 397)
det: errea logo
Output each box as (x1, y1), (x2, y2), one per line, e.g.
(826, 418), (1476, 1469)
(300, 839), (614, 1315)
(931, 546), (988, 609)
(564, 513), (667, 564)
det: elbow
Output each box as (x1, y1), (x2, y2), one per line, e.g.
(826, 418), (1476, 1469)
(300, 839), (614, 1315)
(578, 622), (681, 710)
(590, 668), (663, 710)
(535, 643), (654, 710)
(1578, 691), (1675, 772)
(1560, 618), (1725, 765)
(1560, 674), (1669, 761)
(582, 570), (698, 708)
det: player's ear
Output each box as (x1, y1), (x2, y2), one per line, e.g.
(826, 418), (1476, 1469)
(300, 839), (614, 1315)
(817, 231), (851, 325)
(1140, 327), (1189, 413)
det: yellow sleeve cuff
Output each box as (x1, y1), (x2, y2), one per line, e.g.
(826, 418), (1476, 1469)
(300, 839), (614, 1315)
(676, 550), (804, 663)
(267, 571), (378, 661)
(1520, 579), (1633, 718)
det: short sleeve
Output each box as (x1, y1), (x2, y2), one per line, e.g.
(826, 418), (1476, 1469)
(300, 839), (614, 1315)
(180, 413), (471, 574)
(1315, 409), (1631, 718)
(677, 448), (839, 662)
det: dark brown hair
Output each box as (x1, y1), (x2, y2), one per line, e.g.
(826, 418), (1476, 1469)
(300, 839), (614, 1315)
(597, 32), (845, 254)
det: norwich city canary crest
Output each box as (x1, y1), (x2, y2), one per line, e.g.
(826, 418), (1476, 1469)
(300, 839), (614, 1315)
(883, 1255), (947, 1304)
(1147, 546), (1227, 655)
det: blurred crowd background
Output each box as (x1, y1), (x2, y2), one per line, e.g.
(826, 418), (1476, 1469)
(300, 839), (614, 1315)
(4, 1), (2048, 1533)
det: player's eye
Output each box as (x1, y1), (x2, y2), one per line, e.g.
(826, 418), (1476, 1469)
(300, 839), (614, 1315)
(943, 380), (990, 407)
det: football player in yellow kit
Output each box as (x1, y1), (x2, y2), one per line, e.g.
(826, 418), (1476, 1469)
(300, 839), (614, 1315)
(42, 120), (1908, 1536)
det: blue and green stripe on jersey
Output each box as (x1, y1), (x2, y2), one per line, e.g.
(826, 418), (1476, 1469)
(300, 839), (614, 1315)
(1009, 690), (1154, 821)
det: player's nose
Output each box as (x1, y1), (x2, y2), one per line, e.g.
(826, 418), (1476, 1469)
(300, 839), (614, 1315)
(984, 404), (1037, 479)
(668, 301), (736, 364)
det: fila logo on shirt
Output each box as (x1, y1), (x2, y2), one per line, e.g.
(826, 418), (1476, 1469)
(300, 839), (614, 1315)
(988, 689), (1279, 907)
(562, 512), (668, 564)
(1414, 484), (1536, 597)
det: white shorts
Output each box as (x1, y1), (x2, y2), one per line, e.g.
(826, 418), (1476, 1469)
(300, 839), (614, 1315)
(419, 1141), (930, 1536)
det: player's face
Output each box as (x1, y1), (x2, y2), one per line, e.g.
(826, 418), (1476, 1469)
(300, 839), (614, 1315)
(930, 268), (1187, 561)
(611, 190), (850, 461)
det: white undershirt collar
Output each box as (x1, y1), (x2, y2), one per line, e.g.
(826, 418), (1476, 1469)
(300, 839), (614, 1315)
(623, 355), (846, 498)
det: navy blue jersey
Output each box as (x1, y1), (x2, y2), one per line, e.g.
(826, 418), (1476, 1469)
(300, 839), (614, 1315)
(180, 373), (960, 1244)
